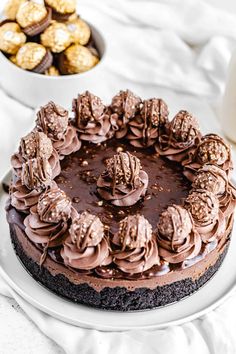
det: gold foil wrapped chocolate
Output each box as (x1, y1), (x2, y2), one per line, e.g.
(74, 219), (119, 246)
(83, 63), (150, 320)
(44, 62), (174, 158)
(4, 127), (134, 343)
(45, 66), (60, 76)
(9, 55), (17, 64)
(59, 44), (99, 74)
(40, 22), (72, 53)
(66, 18), (91, 45)
(16, 2), (48, 29)
(0, 22), (26, 55)
(45, 0), (76, 15)
(4, 0), (27, 20)
(16, 42), (47, 70)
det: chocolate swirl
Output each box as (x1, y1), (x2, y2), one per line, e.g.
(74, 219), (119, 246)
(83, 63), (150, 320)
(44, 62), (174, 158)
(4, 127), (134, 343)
(10, 180), (44, 213)
(157, 205), (202, 263)
(112, 215), (159, 274)
(24, 186), (73, 264)
(183, 134), (233, 181)
(11, 131), (61, 178)
(185, 189), (225, 243)
(52, 124), (81, 157)
(61, 211), (111, 270)
(73, 91), (111, 143)
(156, 110), (201, 162)
(97, 152), (148, 206)
(109, 90), (141, 139)
(10, 154), (60, 214)
(127, 98), (169, 148)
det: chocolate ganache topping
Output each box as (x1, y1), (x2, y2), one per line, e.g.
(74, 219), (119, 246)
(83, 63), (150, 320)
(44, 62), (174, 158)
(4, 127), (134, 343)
(156, 110), (201, 162)
(11, 130), (61, 178)
(61, 211), (111, 270)
(183, 134), (233, 180)
(157, 205), (201, 263)
(109, 89), (141, 139)
(127, 98), (168, 148)
(11, 157), (53, 213)
(36, 101), (81, 156)
(24, 187), (72, 264)
(192, 165), (236, 216)
(185, 189), (225, 243)
(97, 151), (148, 206)
(73, 91), (111, 143)
(112, 215), (159, 274)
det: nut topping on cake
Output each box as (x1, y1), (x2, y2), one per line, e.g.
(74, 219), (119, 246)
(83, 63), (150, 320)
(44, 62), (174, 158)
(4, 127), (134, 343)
(106, 152), (141, 188)
(157, 205), (202, 263)
(36, 101), (69, 140)
(21, 157), (52, 190)
(73, 91), (105, 127)
(37, 187), (71, 223)
(185, 189), (219, 225)
(127, 98), (168, 147)
(171, 110), (200, 143)
(157, 205), (192, 244)
(192, 165), (227, 196)
(97, 152), (148, 206)
(111, 90), (141, 121)
(20, 131), (53, 160)
(117, 214), (152, 249)
(141, 98), (168, 127)
(197, 134), (230, 166)
(69, 211), (104, 250)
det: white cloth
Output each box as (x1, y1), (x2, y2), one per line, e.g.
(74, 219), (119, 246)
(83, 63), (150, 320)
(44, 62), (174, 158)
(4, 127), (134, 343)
(1, 0), (236, 353)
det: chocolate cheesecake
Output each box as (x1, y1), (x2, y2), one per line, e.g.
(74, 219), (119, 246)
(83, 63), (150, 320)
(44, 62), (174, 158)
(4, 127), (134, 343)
(6, 90), (236, 311)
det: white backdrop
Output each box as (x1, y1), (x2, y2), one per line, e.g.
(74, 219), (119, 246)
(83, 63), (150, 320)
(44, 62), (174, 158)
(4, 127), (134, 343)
(1, 0), (236, 353)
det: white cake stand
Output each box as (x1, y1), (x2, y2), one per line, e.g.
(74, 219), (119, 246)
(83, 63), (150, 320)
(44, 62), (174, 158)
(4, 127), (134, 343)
(0, 173), (236, 331)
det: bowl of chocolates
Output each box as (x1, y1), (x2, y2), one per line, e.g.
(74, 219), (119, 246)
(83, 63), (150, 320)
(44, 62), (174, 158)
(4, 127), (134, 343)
(0, 0), (106, 107)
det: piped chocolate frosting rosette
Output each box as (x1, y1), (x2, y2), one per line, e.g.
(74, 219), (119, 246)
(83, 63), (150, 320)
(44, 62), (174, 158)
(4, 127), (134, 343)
(36, 101), (81, 157)
(109, 90), (141, 139)
(127, 98), (169, 148)
(97, 152), (148, 207)
(24, 187), (72, 265)
(183, 134), (233, 181)
(185, 189), (225, 243)
(156, 110), (201, 162)
(192, 165), (236, 217)
(112, 214), (159, 274)
(11, 131), (61, 179)
(61, 211), (111, 270)
(157, 205), (201, 264)
(11, 157), (53, 213)
(73, 91), (111, 143)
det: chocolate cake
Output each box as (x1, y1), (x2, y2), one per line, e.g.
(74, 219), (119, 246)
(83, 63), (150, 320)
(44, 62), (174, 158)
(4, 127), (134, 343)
(6, 90), (236, 311)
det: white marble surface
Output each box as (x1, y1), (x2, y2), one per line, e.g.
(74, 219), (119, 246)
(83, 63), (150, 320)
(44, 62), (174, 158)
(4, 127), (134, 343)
(1, 0), (236, 353)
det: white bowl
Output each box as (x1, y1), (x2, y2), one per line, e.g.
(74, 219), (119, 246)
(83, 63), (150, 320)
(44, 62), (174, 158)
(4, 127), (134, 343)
(0, 24), (106, 108)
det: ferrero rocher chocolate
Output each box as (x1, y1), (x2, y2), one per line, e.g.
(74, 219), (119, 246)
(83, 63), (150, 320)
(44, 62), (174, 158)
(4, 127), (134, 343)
(45, 66), (60, 76)
(0, 22), (26, 55)
(59, 44), (99, 74)
(16, 2), (48, 29)
(4, 0), (27, 21)
(66, 18), (91, 45)
(9, 55), (17, 64)
(16, 42), (47, 70)
(40, 22), (71, 53)
(45, 0), (76, 15)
